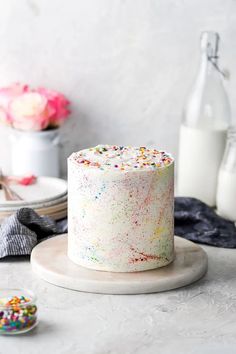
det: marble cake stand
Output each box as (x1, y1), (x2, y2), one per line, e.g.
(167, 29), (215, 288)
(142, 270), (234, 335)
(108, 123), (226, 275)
(31, 235), (208, 295)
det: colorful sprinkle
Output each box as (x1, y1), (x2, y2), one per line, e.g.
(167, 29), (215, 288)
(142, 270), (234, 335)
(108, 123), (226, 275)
(0, 295), (37, 334)
(71, 145), (173, 172)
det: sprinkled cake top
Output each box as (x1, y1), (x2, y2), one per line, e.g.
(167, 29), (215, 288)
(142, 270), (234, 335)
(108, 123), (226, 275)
(69, 145), (173, 172)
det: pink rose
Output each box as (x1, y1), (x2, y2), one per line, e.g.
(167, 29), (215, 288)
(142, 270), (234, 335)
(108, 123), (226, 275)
(0, 83), (70, 131)
(9, 92), (52, 131)
(37, 87), (70, 127)
(0, 83), (29, 125)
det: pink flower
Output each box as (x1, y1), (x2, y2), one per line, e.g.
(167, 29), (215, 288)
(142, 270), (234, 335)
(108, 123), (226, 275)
(9, 92), (52, 131)
(0, 83), (70, 131)
(37, 87), (70, 127)
(0, 83), (29, 125)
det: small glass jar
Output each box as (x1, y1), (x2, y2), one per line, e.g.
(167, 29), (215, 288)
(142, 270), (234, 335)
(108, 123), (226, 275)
(0, 289), (38, 335)
(216, 127), (236, 221)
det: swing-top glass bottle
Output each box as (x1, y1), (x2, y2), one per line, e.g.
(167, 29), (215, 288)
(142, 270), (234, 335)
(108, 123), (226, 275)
(177, 31), (231, 206)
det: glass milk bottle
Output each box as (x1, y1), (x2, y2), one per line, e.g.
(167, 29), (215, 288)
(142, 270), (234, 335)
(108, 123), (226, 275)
(177, 31), (231, 206)
(216, 128), (236, 221)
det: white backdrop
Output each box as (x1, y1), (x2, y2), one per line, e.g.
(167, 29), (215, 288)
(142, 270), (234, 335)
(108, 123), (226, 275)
(0, 0), (235, 176)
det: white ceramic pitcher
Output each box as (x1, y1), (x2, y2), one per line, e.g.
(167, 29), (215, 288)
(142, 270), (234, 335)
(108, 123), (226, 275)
(10, 129), (60, 177)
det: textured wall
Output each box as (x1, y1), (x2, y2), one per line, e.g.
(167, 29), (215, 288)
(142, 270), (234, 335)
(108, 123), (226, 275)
(0, 0), (235, 176)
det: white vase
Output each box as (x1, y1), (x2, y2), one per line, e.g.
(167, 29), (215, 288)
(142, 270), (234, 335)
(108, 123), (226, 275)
(10, 129), (60, 177)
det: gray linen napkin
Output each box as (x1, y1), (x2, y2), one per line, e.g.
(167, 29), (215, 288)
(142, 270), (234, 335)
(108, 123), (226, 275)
(0, 208), (61, 258)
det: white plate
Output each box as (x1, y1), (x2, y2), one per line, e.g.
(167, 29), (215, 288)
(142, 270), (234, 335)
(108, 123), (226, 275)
(0, 177), (67, 207)
(0, 202), (67, 216)
(0, 208), (67, 223)
(0, 194), (67, 212)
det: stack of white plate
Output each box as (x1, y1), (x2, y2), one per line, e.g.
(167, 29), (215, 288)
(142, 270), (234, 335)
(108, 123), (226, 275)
(0, 177), (67, 223)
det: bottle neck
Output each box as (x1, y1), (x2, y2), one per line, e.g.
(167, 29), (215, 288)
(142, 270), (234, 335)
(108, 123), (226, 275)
(199, 31), (221, 77)
(199, 52), (218, 76)
(182, 31), (230, 130)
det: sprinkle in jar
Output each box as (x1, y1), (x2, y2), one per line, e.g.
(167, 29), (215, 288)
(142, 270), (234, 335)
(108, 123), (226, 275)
(0, 289), (38, 335)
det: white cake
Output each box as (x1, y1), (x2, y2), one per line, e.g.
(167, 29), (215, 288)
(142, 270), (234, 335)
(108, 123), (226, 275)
(68, 145), (174, 272)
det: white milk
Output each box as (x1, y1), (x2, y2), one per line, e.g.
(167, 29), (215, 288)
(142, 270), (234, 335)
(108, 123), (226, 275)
(177, 124), (227, 206)
(217, 169), (236, 221)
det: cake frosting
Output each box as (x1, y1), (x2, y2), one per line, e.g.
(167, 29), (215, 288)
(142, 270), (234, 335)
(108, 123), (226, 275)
(68, 145), (174, 272)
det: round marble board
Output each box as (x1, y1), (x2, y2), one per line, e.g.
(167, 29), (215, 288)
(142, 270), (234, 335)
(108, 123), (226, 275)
(31, 234), (208, 295)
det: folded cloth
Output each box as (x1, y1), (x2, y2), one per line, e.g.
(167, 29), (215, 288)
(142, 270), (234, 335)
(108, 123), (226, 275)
(0, 208), (58, 258)
(175, 197), (236, 248)
(0, 197), (236, 258)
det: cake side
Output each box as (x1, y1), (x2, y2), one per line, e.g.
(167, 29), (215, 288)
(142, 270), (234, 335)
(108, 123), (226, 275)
(68, 145), (174, 272)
